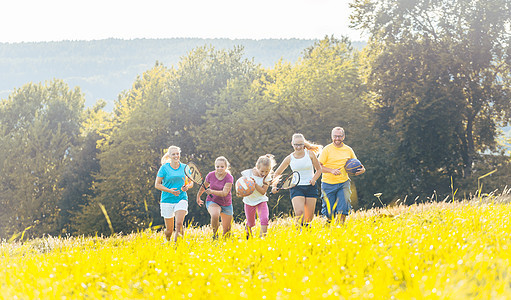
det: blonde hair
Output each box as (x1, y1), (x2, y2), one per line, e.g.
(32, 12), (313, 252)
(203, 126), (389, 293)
(255, 154), (277, 181)
(292, 133), (323, 154)
(215, 156), (231, 174)
(256, 154), (276, 170)
(161, 145), (181, 165)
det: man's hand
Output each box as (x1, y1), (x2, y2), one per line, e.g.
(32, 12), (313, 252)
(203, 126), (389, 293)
(354, 166), (366, 176)
(331, 168), (342, 176)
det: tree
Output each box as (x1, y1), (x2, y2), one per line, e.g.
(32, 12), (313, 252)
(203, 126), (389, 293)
(351, 0), (511, 195)
(0, 80), (85, 239)
(57, 100), (110, 234)
(72, 64), (172, 235)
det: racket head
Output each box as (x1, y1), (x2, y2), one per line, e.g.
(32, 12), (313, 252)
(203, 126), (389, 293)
(184, 162), (204, 185)
(278, 171), (300, 190)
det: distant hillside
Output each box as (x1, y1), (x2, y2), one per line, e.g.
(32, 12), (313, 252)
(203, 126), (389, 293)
(0, 38), (366, 110)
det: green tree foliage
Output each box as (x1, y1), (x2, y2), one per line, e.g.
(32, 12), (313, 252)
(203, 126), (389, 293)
(72, 64), (172, 235)
(170, 46), (260, 152)
(57, 100), (110, 234)
(351, 0), (511, 198)
(0, 80), (84, 239)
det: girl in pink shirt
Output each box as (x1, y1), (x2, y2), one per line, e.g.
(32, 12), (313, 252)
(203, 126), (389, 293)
(196, 156), (234, 239)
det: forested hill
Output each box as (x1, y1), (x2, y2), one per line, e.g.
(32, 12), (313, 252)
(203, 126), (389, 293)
(0, 38), (366, 110)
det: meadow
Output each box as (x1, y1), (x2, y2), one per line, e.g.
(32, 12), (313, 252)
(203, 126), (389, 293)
(2, 189), (511, 299)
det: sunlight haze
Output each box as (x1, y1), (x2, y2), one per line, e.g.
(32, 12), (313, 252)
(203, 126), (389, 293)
(0, 0), (363, 43)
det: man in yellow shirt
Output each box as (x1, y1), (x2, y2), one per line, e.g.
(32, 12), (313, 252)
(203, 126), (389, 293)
(319, 127), (365, 223)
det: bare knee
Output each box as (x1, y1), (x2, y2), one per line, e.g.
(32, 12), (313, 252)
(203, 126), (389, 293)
(175, 223), (184, 231)
(210, 212), (220, 221)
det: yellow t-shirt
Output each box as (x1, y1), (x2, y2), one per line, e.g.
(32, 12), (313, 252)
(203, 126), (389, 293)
(319, 143), (356, 184)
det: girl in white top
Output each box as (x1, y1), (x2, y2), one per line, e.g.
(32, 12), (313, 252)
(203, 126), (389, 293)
(272, 134), (322, 227)
(238, 154), (276, 238)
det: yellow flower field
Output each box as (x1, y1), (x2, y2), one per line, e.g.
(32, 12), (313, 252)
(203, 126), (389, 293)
(2, 194), (511, 299)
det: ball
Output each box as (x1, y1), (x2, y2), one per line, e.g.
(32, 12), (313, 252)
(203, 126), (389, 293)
(236, 177), (256, 197)
(345, 158), (362, 175)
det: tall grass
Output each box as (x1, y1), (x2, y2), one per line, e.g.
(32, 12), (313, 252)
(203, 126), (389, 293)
(1, 190), (510, 299)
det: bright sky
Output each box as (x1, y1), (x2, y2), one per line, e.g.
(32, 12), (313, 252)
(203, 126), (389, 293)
(0, 0), (365, 43)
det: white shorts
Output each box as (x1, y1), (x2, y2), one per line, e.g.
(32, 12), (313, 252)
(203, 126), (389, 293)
(160, 200), (188, 219)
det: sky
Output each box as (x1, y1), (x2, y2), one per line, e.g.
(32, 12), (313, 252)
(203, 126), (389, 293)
(0, 0), (365, 43)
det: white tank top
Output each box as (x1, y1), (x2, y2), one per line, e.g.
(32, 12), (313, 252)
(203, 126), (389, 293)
(289, 149), (314, 186)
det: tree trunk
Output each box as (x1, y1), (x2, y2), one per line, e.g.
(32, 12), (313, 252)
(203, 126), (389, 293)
(463, 117), (474, 177)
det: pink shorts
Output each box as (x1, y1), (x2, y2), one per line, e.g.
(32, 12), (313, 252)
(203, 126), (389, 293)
(244, 202), (269, 227)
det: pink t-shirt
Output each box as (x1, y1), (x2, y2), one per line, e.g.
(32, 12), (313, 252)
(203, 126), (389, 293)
(205, 171), (234, 206)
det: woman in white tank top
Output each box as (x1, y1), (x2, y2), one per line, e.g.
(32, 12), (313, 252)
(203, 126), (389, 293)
(271, 134), (322, 227)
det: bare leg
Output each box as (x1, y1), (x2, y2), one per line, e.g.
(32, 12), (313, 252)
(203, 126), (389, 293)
(260, 225), (268, 237)
(173, 210), (186, 242)
(303, 197), (317, 224)
(220, 213), (233, 237)
(291, 196), (306, 226)
(164, 217), (175, 241)
(207, 203), (221, 238)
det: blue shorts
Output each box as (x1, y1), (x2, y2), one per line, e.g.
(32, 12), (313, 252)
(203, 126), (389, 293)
(205, 201), (233, 216)
(289, 184), (319, 199)
(321, 180), (351, 218)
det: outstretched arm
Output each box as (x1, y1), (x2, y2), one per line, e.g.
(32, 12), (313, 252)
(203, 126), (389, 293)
(196, 181), (210, 207)
(321, 164), (342, 176)
(206, 183), (233, 197)
(310, 152), (322, 185)
(271, 156), (291, 193)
